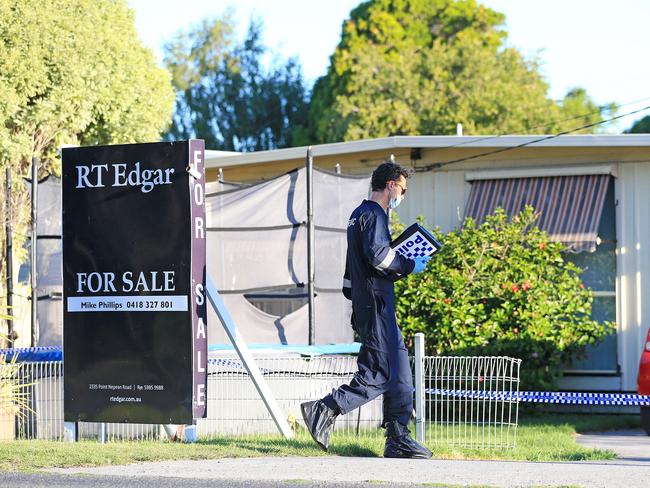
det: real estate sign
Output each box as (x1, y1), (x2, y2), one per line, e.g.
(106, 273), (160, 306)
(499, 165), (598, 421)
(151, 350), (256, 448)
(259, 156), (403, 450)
(62, 140), (207, 424)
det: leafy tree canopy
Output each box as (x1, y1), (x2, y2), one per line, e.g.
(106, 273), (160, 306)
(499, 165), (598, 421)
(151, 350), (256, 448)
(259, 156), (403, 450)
(0, 0), (174, 309)
(625, 115), (650, 133)
(309, 0), (613, 143)
(164, 14), (310, 151)
(0, 0), (175, 175)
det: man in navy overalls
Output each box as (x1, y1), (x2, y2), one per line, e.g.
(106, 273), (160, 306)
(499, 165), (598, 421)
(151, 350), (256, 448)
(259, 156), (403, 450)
(301, 162), (432, 459)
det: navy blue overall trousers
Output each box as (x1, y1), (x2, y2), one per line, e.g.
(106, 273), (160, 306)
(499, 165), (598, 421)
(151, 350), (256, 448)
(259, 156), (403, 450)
(325, 200), (415, 426)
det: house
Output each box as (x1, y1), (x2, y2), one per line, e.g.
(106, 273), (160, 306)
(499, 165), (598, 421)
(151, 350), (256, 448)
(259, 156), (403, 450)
(205, 134), (650, 393)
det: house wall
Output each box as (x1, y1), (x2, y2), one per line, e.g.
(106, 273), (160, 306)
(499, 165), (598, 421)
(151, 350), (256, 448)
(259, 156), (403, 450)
(616, 162), (650, 391)
(395, 170), (470, 232)
(396, 151), (650, 392)
(396, 158), (650, 392)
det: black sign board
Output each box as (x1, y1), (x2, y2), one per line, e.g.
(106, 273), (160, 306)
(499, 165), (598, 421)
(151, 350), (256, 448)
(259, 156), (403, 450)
(62, 140), (207, 424)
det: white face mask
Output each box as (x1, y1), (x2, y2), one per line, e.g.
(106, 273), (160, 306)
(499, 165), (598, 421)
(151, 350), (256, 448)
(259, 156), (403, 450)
(388, 194), (403, 210)
(388, 181), (404, 210)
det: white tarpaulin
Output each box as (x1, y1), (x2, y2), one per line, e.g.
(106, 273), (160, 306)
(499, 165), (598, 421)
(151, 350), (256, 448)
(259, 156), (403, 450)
(207, 293), (354, 345)
(207, 294), (308, 344)
(206, 167), (370, 345)
(207, 227), (308, 291)
(23, 176), (63, 346)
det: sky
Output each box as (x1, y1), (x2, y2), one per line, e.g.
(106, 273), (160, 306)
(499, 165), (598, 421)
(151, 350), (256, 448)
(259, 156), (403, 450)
(128, 0), (650, 132)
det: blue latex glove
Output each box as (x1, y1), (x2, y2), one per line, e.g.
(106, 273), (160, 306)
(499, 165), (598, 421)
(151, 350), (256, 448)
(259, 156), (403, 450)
(412, 256), (430, 274)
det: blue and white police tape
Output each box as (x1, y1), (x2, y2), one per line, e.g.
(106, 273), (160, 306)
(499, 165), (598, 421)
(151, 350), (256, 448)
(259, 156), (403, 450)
(426, 388), (650, 406)
(0, 346), (62, 362)
(4, 347), (648, 406)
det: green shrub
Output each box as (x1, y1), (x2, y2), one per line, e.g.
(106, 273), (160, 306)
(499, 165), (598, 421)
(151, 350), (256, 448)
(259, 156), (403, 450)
(394, 206), (614, 390)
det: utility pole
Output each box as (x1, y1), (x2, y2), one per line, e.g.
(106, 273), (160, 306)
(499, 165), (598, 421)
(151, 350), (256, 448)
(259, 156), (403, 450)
(31, 156), (39, 347)
(5, 167), (13, 347)
(306, 147), (315, 345)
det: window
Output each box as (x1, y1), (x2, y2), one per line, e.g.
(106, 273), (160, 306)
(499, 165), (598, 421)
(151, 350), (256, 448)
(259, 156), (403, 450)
(464, 174), (618, 374)
(564, 178), (617, 373)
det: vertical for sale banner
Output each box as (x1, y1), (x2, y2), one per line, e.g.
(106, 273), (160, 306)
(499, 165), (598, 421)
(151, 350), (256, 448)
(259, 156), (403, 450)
(62, 140), (207, 424)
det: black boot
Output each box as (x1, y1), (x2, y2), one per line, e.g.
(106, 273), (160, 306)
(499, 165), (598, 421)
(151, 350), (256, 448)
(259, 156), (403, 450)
(383, 420), (432, 459)
(300, 400), (339, 451)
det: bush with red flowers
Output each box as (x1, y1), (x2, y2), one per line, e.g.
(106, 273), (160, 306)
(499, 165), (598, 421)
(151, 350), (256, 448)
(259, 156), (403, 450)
(394, 206), (614, 390)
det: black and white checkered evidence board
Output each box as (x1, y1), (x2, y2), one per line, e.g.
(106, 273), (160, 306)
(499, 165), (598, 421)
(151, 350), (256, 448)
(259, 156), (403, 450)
(393, 231), (438, 259)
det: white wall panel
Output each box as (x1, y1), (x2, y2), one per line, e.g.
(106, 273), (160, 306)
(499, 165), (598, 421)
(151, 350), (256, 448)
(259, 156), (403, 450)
(616, 162), (650, 391)
(397, 170), (469, 232)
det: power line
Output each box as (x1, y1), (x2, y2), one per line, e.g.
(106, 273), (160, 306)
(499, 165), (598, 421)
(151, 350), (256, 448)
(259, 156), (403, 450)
(418, 103), (650, 172)
(413, 95), (650, 159)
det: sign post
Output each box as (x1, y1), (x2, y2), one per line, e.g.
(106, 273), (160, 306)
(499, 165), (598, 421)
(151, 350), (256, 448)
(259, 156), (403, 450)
(62, 141), (207, 426)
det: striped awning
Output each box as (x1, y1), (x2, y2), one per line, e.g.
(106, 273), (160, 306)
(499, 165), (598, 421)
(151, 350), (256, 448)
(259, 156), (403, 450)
(464, 175), (611, 252)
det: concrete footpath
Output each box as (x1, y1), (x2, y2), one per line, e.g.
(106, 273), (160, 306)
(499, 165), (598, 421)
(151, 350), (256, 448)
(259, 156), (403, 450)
(45, 429), (650, 487)
(576, 428), (650, 463)
(50, 454), (650, 488)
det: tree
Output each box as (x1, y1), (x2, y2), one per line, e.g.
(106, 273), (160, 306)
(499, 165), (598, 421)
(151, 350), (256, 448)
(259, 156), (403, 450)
(309, 0), (611, 143)
(559, 88), (616, 134)
(393, 208), (614, 390)
(625, 115), (650, 133)
(0, 0), (174, 332)
(164, 15), (310, 151)
(0, 0), (174, 175)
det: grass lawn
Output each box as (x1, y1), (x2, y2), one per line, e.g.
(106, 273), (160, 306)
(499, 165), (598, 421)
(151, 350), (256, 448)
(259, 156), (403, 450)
(0, 413), (640, 472)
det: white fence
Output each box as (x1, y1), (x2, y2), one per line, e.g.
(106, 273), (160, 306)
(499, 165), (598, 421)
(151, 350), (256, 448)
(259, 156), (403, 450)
(2, 354), (520, 448)
(425, 356), (521, 449)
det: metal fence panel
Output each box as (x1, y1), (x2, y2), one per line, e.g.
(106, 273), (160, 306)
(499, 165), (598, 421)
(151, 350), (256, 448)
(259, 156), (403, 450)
(425, 356), (521, 448)
(5, 355), (520, 449)
(198, 356), (383, 437)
